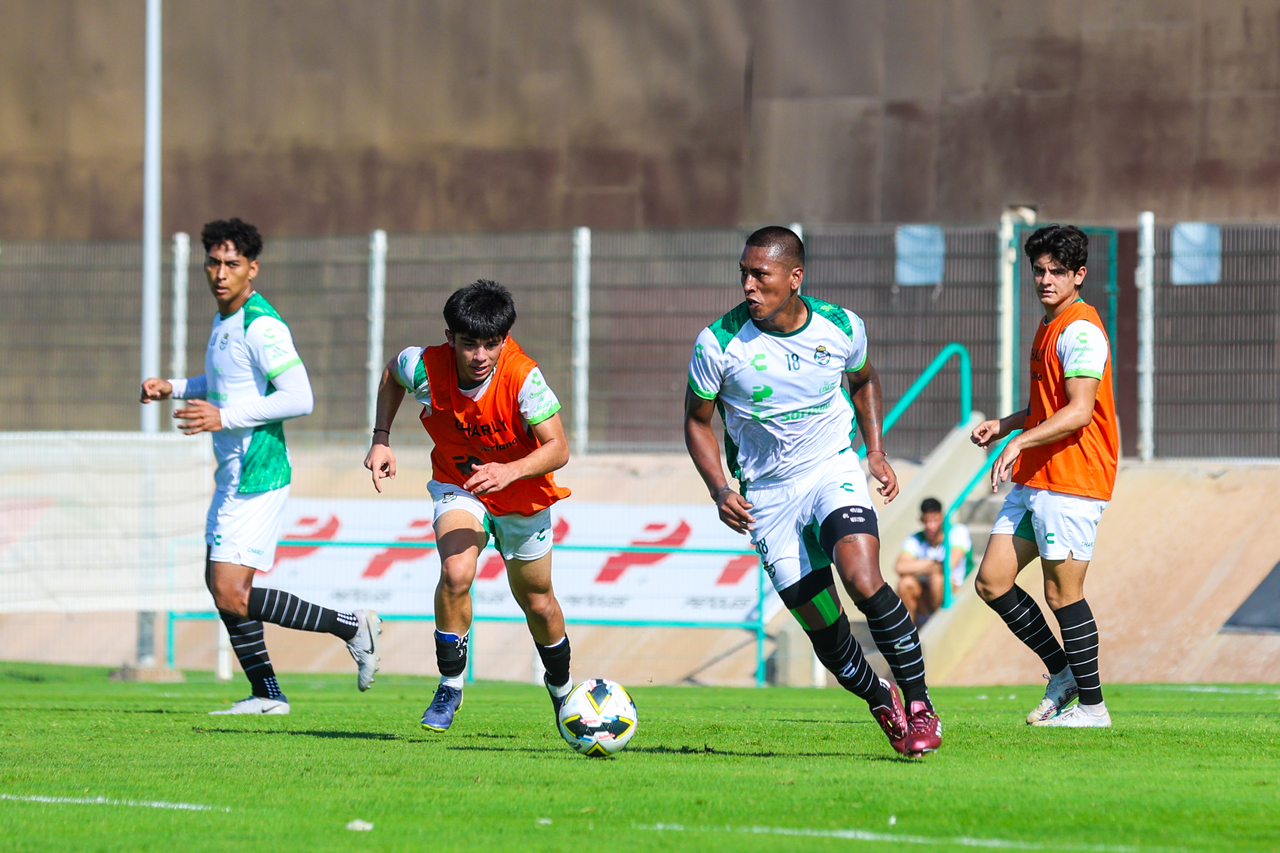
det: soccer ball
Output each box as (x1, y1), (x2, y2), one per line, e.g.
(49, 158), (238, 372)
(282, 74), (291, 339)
(556, 678), (638, 757)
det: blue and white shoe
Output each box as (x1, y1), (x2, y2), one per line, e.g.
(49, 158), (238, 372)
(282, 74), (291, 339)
(546, 676), (573, 719)
(421, 684), (464, 731)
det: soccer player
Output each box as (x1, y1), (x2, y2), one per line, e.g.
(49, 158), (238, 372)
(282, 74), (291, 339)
(970, 224), (1119, 728)
(895, 497), (972, 625)
(364, 279), (573, 732)
(141, 218), (380, 715)
(684, 226), (942, 756)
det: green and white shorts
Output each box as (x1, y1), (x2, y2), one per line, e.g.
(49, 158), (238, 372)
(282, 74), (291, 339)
(206, 484), (290, 571)
(428, 479), (554, 561)
(991, 483), (1107, 562)
(743, 452), (876, 594)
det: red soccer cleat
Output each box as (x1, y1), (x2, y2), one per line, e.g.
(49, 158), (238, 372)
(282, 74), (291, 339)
(904, 700), (942, 755)
(869, 679), (910, 755)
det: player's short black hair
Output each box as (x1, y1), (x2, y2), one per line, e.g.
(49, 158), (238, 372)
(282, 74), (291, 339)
(745, 225), (805, 269)
(1024, 224), (1088, 273)
(201, 218), (263, 260)
(444, 279), (517, 340)
(920, 497), (943, 515)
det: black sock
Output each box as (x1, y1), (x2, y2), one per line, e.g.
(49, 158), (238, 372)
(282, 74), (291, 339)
(856, 585), (929, 708)
(247, 587), (359, 641)
(435, 629), (469, 679)
(804, 617), (886, 705)
(1054, 599), (1104, 706)
(536, 636), (572, 688)
(985, 586), (1070, 675)
(219, 612), (283, 700)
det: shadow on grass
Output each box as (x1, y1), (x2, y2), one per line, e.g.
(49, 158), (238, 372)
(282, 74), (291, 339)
(196, 728), (400, 740)
(435, 742), (916, 761)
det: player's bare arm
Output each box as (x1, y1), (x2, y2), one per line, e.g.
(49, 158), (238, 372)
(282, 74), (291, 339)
(464, 412), (569, 496)
(846, 359), (899, 503)
(971, 406), (1031, 449)
(683, 386), (754, 534)
(364, 357), (407, 493)
(895, 552), (943, 577)
(989, 376), (1101, 490)
(140, 378), (173, 403)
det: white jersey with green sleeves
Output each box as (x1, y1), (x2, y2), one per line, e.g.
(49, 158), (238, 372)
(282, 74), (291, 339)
(1059, 318), (1109, 379)
(688, 296), (868, 484)
(206, 293), (302, 494)
(393, 345), (562, 425)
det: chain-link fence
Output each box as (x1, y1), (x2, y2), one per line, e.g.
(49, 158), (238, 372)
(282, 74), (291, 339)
(6, 221), (1278, 460)
(1152, 223), (1280, 458)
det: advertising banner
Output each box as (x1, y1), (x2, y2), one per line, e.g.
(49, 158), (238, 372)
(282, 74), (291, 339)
(260, 499), (780, 627)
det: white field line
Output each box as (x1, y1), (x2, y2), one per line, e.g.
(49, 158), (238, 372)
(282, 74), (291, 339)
(1, 793), (230, 812)
(1143, 685), (1280, 697)
(636, 822), (1185, 853)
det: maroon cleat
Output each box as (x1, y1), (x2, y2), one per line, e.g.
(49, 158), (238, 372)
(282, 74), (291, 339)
(904, 700), (942, 756)
(869, 679), (910, 755)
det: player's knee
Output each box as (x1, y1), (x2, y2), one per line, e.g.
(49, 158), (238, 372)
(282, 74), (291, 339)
(520, 591), (560, 624)
(973, 573), (1006, 603)
(211, 584), (249, 617)
(437, 561), (476, 597)
(819, 505), (879, 560)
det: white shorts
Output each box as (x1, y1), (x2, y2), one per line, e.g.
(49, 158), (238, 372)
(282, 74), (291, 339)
(427, 479), (554, 561)
(206, 485), (289, 571)
(990, 483), (1107, 562)
(743, 452), (876, 593)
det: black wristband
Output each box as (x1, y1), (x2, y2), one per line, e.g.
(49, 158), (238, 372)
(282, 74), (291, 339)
(372, 428), (390, 435)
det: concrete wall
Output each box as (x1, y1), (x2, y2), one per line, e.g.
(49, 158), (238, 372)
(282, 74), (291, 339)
(4, 1), (1280, 241)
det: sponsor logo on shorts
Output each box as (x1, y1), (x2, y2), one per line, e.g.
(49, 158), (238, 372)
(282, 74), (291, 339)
(840, 482), (857, 492)
(248, 547), (264, 555)
(536, 528), (548, 542)
(441, 492), (457, 503)
(213, 534), (222, 546)
(1045, 532), (1056, 544)
(763, 562), (776, 578)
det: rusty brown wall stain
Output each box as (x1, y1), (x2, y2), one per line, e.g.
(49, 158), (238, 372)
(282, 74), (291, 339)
(3, 1), (1280, 240)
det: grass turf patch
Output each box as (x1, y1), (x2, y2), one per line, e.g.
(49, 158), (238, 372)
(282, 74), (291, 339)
(0, 664), (1277, 852)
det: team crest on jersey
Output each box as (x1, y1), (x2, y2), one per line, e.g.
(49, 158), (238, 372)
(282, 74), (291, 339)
(813, 346), (831, 365)
(218, 332), (230, 351)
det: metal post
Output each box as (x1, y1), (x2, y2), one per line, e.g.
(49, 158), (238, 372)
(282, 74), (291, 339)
(1137, 211), (1155, 462)
(571, 227), (591, 457)
(137, 0), (163, 668)
(170, 232), (188, 429)
(366, 229), (387, 433)
(139, 0), (162, 433)
(998, 207), (1036, 417)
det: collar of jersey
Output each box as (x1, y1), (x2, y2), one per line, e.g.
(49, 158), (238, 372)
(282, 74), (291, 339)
(751, 296), (813, 338)
(1041, 297), (1085, 326)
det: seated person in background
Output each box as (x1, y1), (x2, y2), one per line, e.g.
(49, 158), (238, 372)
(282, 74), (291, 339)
(895, 497), (971, 625)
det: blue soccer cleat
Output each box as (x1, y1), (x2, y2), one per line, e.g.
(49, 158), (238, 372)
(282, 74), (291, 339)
(420, 684), (464, 731)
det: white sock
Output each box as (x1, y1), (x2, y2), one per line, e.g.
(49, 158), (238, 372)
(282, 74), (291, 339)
(547, 676), (573, 697)
(441, 674), (464, 690)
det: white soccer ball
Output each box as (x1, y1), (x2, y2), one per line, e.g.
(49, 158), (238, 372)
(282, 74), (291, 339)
(556, 678), (638, 757)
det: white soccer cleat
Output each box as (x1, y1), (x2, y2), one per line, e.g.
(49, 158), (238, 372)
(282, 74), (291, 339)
(209, 695), (291, 715)
(1026, 667), (1079, 725)
(1031, 702), (1111, 728)
(347, 609), (382, 692)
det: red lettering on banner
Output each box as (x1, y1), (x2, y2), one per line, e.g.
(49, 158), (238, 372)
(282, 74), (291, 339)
(715, 554), (758, 585)
(0, 498), (54, 558)
(594, 520), (691, 583)
(477, 518), (570, 580)
(271, 515), (340, 571)
(362, 519), (435, 578)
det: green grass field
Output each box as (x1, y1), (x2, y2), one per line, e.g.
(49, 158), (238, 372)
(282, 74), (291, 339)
(1, 664), (1277, 852)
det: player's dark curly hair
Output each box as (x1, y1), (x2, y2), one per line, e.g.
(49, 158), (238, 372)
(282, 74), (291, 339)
(920, 497), (943, 515)
(1024, 224), (1088, 274)
(201, 218), (264, 260)
(444, 279), (517, 340)
(745, 225), (805, 269)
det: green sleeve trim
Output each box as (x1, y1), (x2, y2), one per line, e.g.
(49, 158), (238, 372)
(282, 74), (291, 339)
(1064, 368), (1104, 380)
(803, 296), (854, 339)
(412, 357), (427, 389)
(241, 293), (286, 331)
(688, 375), (717, 400)
(707, 304), (751, 351)
(848, 351), (867, 373)
(264, 357), (302, 380)
(526, 401), (561, 426)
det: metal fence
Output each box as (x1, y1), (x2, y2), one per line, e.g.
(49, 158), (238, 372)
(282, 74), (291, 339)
(5, 220), (1278, 459)
(1152, 223), (1280, 458)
